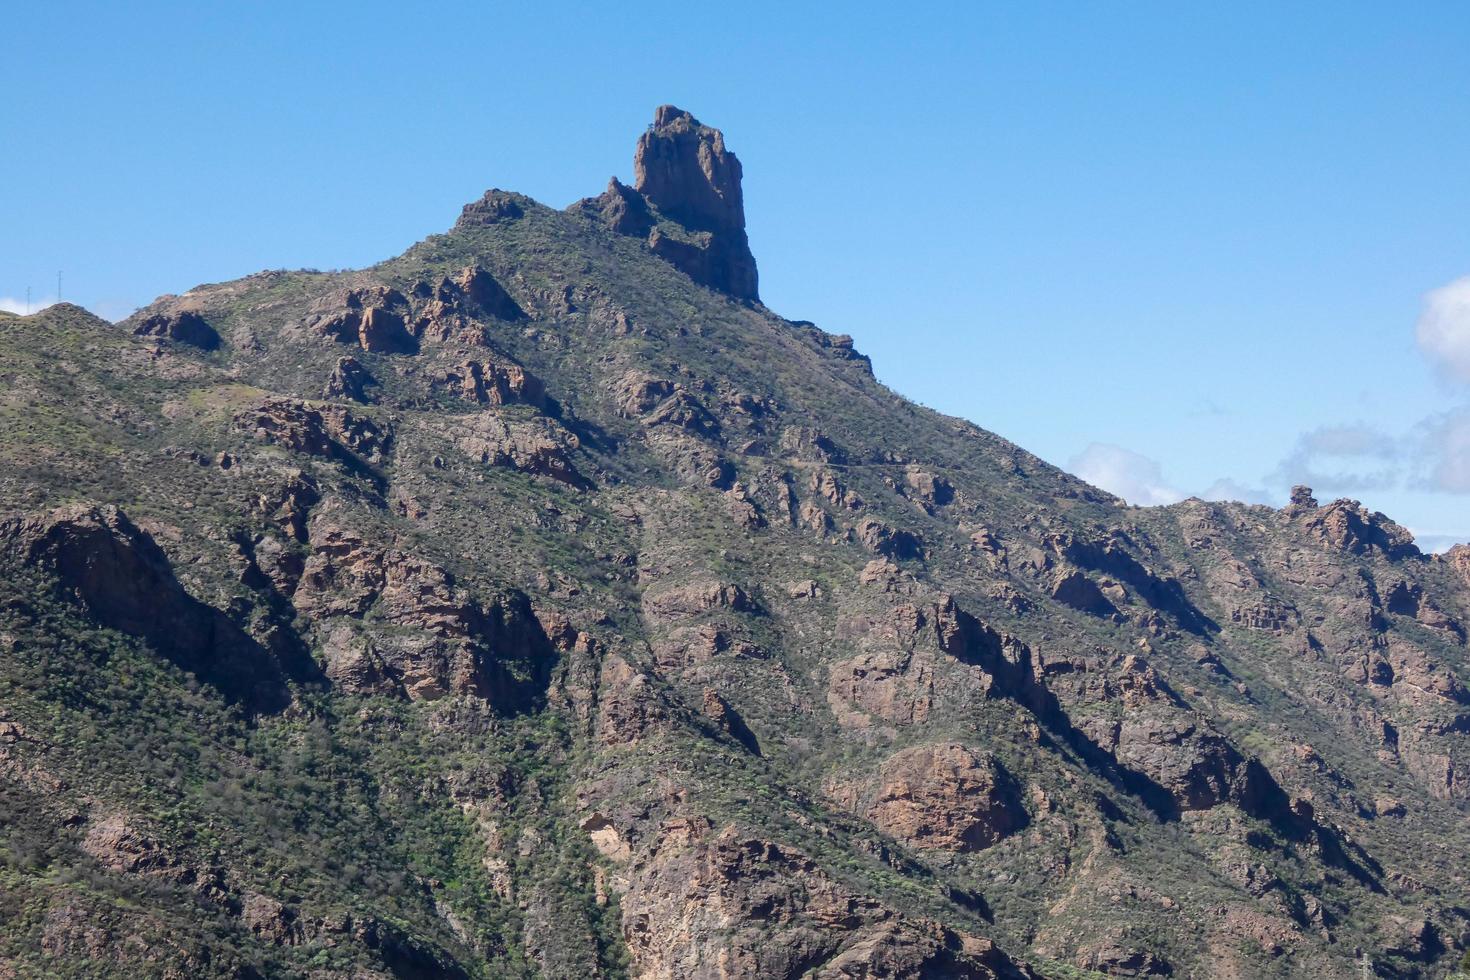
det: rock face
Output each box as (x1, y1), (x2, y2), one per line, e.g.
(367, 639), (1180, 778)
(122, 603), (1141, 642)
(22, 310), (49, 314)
(868, 743), (1027, 851)
(446, 412), (583, 485)
(619, 823), (1026, 979)
(0, 505), (304, 710)
(306, 285), (417, 354)
(323, 356), (374, 403)
(292, 517), (556, 705)
(632, 105), (759, 301)
(132, 310), (220, 349)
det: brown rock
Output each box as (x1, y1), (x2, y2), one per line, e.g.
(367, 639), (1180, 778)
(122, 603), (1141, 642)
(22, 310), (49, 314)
(868, 742), (1026, 851)
(904, 466), (954, 506)
(81, 813), (174, 875)
(305, 284), (417, 354)
(293, 518), (555, 705)
(1443, 543), (1470, 590)
(827, 650), (935, 727)
(322, 356), (375, 403)
(436, 357), (546, 409)
(1050, 570), (1117, 617)
(240, 893), (301, 946)
(454, 188), (526, 228)
(618, 824), (1021, 979)
(644, 580), (756, 619)
(1300, 498), (1419, 559)
(632, 105), (759, 300)
(132, 310), (220, 350)
(855, 517), (923, 561)
(576, 177), (655, 237)
(448, 412), (584, 486)
(1289, 484), (1318, 509)
(595, 654), (670, 746)
(454, 264), (525, 321)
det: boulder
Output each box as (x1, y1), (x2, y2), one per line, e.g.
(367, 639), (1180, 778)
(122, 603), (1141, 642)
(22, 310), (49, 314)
(855, 517), (923, 561)
(448, 413), (584, 486)
(435, 357), (546, 409)
(1050, 570), (1117, 617)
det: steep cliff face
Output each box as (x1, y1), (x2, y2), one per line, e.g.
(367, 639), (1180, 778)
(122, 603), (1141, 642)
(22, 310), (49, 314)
(1, 110), (1468, 980)
(573, 105), (760, 302)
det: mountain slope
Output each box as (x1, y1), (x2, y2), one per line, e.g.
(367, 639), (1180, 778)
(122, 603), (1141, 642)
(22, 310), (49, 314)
(1, 106), (1469, 979)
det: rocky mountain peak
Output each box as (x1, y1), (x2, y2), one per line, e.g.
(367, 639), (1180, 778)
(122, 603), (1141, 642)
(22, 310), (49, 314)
(635, 105), (744, 232)
(7, 107), (1470, 980)
(630, 105), (759, 301)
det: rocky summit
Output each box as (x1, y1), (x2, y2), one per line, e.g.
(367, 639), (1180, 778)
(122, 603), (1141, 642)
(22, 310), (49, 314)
(0, 107), (1468, 980)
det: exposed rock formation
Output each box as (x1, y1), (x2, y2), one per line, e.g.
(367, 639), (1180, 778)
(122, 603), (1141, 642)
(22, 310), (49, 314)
(132, 310), (220, 349)
(322, 356), (375, 403)
(292, 515), (556, 705)
(868, 742), (1027, 851)
(305, 285), (417, 354)
(0, 505), (304, 710)
(444, 412), (584, 485)
(434, 357), (546, 409)
(583, 105), (760, 300)
(618, 823), (1027, 979)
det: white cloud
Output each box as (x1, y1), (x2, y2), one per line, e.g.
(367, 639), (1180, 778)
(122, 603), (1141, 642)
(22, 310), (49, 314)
(1274, 423), (1401, 493)
(1418, 410), (1470, 493)
(1416, 276), (1470, 382)
(1068, 443), (1186, 506)
(0, 297), (55, 315)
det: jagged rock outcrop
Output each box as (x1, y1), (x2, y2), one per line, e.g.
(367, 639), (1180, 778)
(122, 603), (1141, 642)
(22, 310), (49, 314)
(1445, 544), (1470, 590)
(617, 822), (1027, 979)
(867, 742), (1027, 851)
(578, 177), (656, 237)
(1299, 498), (1420, 559)
(434, 357), (546, 409)
(322, 356), (375, 403)
(292, 515), (556, 705)
(409, 264), (526, 341)
(443, 412), (584, 485)
(455, 188), (527, 228)
(305, 285), (417, 354)
(619, 105), (759, 300)
(234, 397), (391, 465)
(132, 310), (221, 349)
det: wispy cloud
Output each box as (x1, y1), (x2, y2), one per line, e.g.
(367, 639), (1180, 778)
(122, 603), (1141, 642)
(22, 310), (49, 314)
(1069, 443), (1186, 506)
(1415, 409), (1470, 494)
(0, 297), (55, 315)
(1068, 443), (1281, 508)
(1273, 423), (1402, 493)
(1417, 276), (1470, 382)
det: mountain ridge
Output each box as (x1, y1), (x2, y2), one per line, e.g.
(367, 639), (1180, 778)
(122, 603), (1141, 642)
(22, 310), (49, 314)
(0, 106), (1468, 979)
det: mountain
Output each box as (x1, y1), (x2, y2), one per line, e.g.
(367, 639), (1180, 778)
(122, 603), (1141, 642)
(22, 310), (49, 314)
(2, 106), (1469, 980)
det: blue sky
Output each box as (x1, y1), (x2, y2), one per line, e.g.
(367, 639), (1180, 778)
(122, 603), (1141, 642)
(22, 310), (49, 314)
(4, 2), (1469, 547)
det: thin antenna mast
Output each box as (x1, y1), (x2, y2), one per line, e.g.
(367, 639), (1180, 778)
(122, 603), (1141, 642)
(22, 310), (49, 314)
(57, 271), (62, 304)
